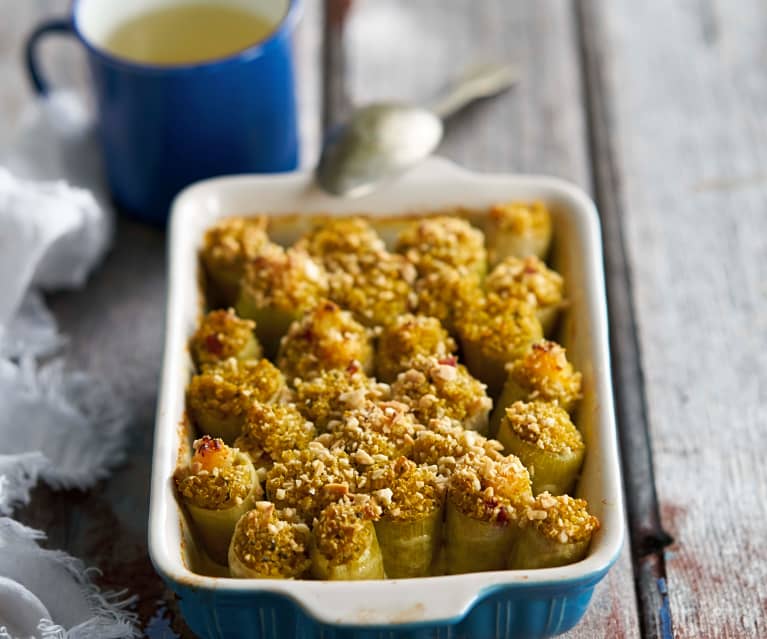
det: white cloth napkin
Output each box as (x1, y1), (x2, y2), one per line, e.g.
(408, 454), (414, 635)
(0, 92), (138, 638)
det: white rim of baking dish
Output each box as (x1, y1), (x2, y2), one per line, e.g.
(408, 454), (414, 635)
(149, 156), (624, 627)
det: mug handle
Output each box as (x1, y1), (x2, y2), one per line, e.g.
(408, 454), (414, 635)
(24, 18), (75, 95)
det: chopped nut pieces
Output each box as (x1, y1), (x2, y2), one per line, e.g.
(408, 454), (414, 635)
(234, 402), (316, 462)
(486, 256), (564, 308)
(524, 492), (599, 544)
(503, 401), (583, 455)
(448, 454), (533, 524)
(189, 309), (261, 368)
(230, 504), (312, 578)
(313, 496), (382, 566)
(177, 437), (255, 510)
(362, 457), (445, 520)
(278, 300), (374, 382)
(377, 314), (456, 382)
(507, 340), (582, 411)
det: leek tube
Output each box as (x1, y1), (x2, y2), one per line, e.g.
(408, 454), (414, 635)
(234, 247), (329, 357)
(445, 454), (532, 574)
(374, 506), (443, 578)
(228, 503), (312, 578)
(496, 401), (584, 495)
(176, 437), (262, 564)
(362, 457), (445, 578)
(199, 215), (270, 306)
(508, 493), (599, 569)
(485, 201), (552, 265)
(445, 501), (517, 574)
(311, 498), (385, 580)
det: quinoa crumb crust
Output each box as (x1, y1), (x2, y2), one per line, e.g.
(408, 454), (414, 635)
(238, 246), (329, 313)
(391, 355), (492, 426)
(508, 340), (582, 408)
(189, 308), (260, 367)
(200, 215), (270, 276)
(277, 300), (374, 383)
(187, 357), (285, 420)
(185, 210), (601, 578)
(313, 496), (381, 565)
(176, 437), (254, 510)
(377, 314), (456, 381)
(231, 503), (312, 577)
(486, 256), (564, 308)
(488, 201), (550, 234)
(396, 216), (486, 276)
(458, 294), (543, 361)
(503, 400), (584, 454)
(524, 492), (600, 544)
(448, 454), (533, 524)
(362, 456), (445, 520)
(234, 402), (316, 461)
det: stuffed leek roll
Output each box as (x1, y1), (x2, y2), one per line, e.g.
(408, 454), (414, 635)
(311, 496), (385, 580)
(186, 357), (286, 443)
(508, 493), (599, 569)
(484, 201), (552, 265)
(364, 457), (446, 578)
(189, 308), (261, 369)
(228, 502), (311, 578)
(445, 454), (532, 574)
(496, 401), (585, 496)
(176, 436), (261, 564)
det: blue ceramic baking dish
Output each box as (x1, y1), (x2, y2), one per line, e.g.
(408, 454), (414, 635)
(149, 158), (624, 638)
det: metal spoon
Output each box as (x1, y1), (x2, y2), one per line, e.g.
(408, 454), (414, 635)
(316, 63), (519, 198)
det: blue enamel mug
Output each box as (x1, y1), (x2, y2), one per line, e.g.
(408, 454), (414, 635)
(25, 0), (301, 225)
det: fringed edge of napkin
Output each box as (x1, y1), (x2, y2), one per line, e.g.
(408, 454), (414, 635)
(0, 521), (139, 639)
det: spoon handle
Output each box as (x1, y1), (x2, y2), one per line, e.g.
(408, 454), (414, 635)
(427, 63), (519, 120)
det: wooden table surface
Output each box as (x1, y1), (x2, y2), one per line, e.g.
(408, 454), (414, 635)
(2, 1), (766, 638)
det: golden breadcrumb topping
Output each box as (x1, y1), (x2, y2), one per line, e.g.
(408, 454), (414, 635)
(200, 215), (270, 276)
(524, 492), (599, 543)
(326, 250), (416, 327)
(396, 216), (486, 276)
(293, 365), (390, 432)
(234, 402), (316, 462)
(489, 201), (551, 234)
(457, 294), (543, 362)
(189, 308), (260, 368)
(413, 264), (482, 331)
(176, 437), (255, 509)
(377, 314), (456, 381)
(231, 502), (312, 577)
(391, 356), (492, 427)
(448, 454), (533, 523)
(277, 301), (374, 383)
(486, 256), (564, 307)
(320, 400), (422, 465)
(509, 341), (582, 408)
(266, 442), (358, 519)
(503, 401), (583, 454)
(362, 456), (445, 520)
(295, 362), (391, 431)
(411, 418), (503, 471)
(296, 217), (386, 269)
(187, 358), (285, 420)
(313, 496), (382, 565)
(237, 247), (328, 313)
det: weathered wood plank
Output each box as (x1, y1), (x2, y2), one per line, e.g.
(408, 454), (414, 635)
(581, 1), (767, 637)
(339, 2), (639, 636)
